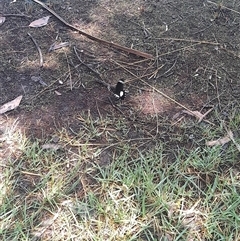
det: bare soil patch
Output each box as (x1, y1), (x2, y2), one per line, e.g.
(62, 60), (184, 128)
(1, 0), (240, 142)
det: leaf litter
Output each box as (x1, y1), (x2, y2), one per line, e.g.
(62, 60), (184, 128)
(0, 95), (23, 114)
(29, 15), (51, 28)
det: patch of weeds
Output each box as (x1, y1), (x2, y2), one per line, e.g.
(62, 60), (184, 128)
(86, 145), (189, 239)
(0, 139), (66, 240)
(204, 177), (240, 240)
(1, 125), (240, 240)
(181, 146), (222, 172)
(75, 139), (239, 241)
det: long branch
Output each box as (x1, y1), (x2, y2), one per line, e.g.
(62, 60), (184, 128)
(31, 0), (154, 59)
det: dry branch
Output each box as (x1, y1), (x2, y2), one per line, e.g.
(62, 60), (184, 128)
(28, 32), (43, 67)
(31, 0), (154, 59)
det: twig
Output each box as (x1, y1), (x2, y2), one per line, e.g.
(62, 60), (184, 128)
(31, 0), (154, 59)
(152, 93), (159, 134)
(207, 1), (240, 16)
(20, 171), (42, 177)
(158, 58), (178, 78)
(117, 58), (153, 67)
(155, 37), (220, 46)
(68, 136), (153, 147)
(27, 32), (43, 67)
(126, 72), (159, 84)
(107, 97), (125, 115)
(112, 59), (214, 125)
(1, 13), (31, 18)
(32, 208), (61, 240)
(182, 108), (214, 125)
(73, 46), (111, 89)
(64, 52), (72, 90)
(148, 64), (165, 79)
(157, 43), (202, 58)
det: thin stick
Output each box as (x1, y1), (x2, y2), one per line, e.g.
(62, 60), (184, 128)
(207, 1), (240, 16)
(67, 137), (153, 147)
(73, 46), (111, 89)
(157, 43), (202, 58)
(117, 58), (154, 67)
(155, 37), (220, 46)
(148, 64), (165, 79)
(152, 92), (159, 135)
(20, 171), (42, 177)
(126, 72), (158, 83)
(64, 52), (72, 90)
(158, 58), (177, 78)
(28, 32), (43, 67)
(1, 13), (31, 18)
(107, 97), (125, 116)
(31, 0), (154, 59)
(112, 59), (214, 124)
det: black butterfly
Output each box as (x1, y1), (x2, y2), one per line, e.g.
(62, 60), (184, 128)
(114, 79), (126, 100)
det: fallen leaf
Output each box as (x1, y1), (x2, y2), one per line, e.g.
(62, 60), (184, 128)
(42, 143), (62, 151)
(31, 75), (42, 82)
(31, 75), (48, 86)
(55, 90), (62, 96)
(29, 16), (50, 28)
(0, 16), (6, 26)
(206, 135), (231, 146)
(207, 129), (240, 152)
(0, 95), (23, 114)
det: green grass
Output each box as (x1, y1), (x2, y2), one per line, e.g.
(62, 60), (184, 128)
(0, 112), (240, 241)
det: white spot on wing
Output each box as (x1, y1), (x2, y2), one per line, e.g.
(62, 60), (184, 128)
(120, 91), (124, 97)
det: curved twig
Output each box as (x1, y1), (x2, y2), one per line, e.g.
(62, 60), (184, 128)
(28, 32), (43, 67)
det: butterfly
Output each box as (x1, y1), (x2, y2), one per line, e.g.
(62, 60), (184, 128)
(114, 79), (126, 100)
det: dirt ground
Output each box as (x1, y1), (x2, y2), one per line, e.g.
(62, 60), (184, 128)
(1, 0), (240, 148)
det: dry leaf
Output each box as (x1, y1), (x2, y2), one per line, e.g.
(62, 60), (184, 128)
(206, 127), (240, 152)
(207, 129), (240, 152)
(48, 42), (70, 52)
(0, 95), (23, 114)
(206, 135), (231, 146)
(0, 16), (6, 26)
(55, 91), (62, 96)
(42, 143), (62, 151)
(31, 75), (42, 82)
(29, 16), (50, 27)
(31, 76), (47, 86)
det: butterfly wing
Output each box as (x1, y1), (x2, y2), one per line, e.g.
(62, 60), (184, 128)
(115, 80), (126, 100)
